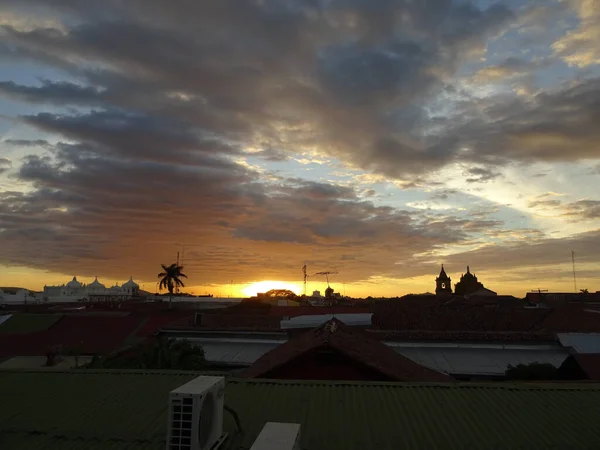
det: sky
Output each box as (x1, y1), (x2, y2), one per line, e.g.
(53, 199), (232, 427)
(0, 0), (599, 298)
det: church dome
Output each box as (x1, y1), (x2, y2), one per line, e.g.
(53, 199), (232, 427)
(66, 276), (82, 288)
(122, 276), (139, 289)
(88, 276), (106, 289)
(462, 266), (477, 280)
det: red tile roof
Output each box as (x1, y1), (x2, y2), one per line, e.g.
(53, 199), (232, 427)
(572, 354), (600, 380)
(134, 313), (192, 336)
(0, 314), (143, 358)
(199, 314), (282, 330)
(267, 306), (371, 317)
(371, 299), (551, 332)
(558, 354), (600, 381)
(532, 304), (600, 333)
(241, 318), (452, 382)
(526, 292), (600, 304)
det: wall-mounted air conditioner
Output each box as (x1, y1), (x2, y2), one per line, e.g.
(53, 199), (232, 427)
(166, 376), (226, 450)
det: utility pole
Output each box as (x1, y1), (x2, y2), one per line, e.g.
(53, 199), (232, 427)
(571, 250), (577, 293)
(302, 265), (307, 296)
(176, 251), (180, 294)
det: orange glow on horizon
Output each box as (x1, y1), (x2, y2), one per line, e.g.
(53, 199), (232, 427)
(241, 280), (301, 297)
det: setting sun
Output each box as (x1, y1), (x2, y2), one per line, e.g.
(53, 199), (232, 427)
(242, 280), (300, 298)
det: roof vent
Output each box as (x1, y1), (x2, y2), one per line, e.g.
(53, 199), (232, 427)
(167, 376), (227, 450)
(250, 422), (301, 450)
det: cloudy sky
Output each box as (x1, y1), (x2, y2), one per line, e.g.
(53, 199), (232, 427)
(1, 0), (599, 297)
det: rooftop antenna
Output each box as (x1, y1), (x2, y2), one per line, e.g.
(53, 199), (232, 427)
(529, 288), (548, 304)
(530, 288), (548, 294)
(314, 271), (338, 289)
(571, 250), (577, 293)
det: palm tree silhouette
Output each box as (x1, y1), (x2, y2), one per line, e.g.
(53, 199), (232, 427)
(158, 263), (187, 308)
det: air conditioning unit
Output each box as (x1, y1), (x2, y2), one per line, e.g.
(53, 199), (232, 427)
(167, 376), (226, 450)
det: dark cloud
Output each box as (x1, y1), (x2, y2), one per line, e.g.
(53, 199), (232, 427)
(3, 139), (51, 148)
(563, 200), (600, 221)
(528, 199), (563, 209)
(0, 0), (519, 178)
(444, 77), (600, 164)
(0, 135), (499, 284)
(430, 189), (459, 201)
(21, 110), (240, 166)
(464, 167), (501, 183)
(250, 148), (289, 162)
(0, 80), (105, 105)
(0, 158), (12, 175)
(392, 227), (600, 280)
(527, 196), (600, 222)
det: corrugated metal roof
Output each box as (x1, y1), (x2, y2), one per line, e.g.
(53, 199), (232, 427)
(0, 314), (62, 333)
(395, 348), (569, 376)
(200, 341), (277, 365)
(186, 337), (570, 375)
(2, 371), (600, 450)
(557, 333), (600, 354)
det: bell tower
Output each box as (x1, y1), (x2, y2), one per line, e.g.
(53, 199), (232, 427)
(435, 264), (452, 295)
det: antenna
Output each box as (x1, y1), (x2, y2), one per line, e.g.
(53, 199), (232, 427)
(571, 250), (577, 293)
(530, 288), (548, 294)
(314, 271), (338, 287)
(529, 288), (548, 303)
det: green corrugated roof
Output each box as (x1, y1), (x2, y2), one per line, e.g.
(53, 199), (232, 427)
(2, 370), (600, 450)
(0, 314), (63, 333)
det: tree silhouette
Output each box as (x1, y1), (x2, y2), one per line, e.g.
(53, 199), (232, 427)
(158, 263), (187, 308)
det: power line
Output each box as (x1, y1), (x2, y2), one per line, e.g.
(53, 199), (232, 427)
(572, 250), (577, 293)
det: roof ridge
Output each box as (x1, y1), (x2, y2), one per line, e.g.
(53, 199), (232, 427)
(3, 369), (600, 390)
(226, 378), (600, 390)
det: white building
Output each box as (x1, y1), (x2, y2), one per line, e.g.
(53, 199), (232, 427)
(0, 288), (37, 305)
(42, 276), (141, 303)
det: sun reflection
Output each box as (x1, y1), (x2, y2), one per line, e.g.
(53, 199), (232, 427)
(242, 280), (300, 297)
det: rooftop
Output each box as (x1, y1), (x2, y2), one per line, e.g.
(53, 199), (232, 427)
(2, 370), (600, 450)
(241, 318), (452, 382)
(0, 314), (144, 358)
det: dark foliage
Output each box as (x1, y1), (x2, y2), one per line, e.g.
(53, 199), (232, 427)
(88, 337), (206, 370)
(505, 362), (557, 380)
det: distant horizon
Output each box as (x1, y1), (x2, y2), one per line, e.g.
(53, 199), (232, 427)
(1, 266), (594, 299)
(1, 1), (599, 297)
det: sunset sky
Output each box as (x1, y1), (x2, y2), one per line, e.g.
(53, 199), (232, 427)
(1, 0), (599, 298)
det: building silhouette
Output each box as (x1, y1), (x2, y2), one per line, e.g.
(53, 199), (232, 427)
(454, 266), (485, 296)
(435, 265), (452, 295)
